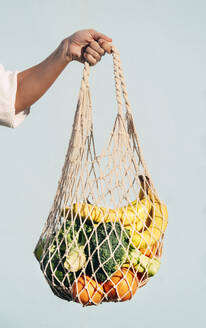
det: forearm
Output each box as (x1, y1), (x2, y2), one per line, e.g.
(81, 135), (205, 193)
(15, 39), (71, 114)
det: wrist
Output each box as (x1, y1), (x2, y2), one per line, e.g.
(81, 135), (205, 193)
(53, 39), (72, 65)
(59, 38), (73, 64)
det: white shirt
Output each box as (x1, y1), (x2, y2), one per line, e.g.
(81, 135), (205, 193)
(0, 64), (30, 128)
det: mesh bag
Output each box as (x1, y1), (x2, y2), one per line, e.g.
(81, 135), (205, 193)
(34, 46), (168, 306)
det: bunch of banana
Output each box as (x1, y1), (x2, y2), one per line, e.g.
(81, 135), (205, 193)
(61, 175), (168, 249)
(62, 197), (151, 233)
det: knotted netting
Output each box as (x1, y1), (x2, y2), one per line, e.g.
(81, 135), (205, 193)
(34, 46), (168, 306)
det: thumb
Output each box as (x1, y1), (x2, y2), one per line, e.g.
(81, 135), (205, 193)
(90, 29), (112, 42)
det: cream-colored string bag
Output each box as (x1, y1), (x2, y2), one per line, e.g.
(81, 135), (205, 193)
(34, 46), (168, 306)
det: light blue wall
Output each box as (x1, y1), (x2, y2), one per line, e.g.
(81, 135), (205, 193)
(0, 0), (205, 327)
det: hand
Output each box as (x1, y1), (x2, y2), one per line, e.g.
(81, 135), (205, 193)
(65, 29), (112, 65)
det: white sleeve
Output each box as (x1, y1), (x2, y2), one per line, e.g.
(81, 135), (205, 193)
(0, 64), (30, 128)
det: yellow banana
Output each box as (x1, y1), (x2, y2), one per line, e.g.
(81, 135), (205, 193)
(131, 192), (168, 249)
(118, 175), (151, 230)
(119, 198), (151, 230)
(62, 198), (151, 232)
(62, 203), (120, 223)
(72, 203), (118, 222)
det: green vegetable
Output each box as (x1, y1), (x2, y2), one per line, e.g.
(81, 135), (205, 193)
(147, 259), (161, 277)
(34, 239), (44, 262)
(36, 217), (90, 287)
(42, 250), (75, 287)
(84, 221), (130, 282)
(127, 248), (161, 277)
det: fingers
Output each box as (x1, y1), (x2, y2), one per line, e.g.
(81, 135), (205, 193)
(89, 30), (112, 54)
(89, 41), (105, 55)
(85, 46), (101, 61)
(89, 29), (112, 42)
(83, 40), (104, 66)
(83, 53), (98, 66)
(83, 39), (112, 66)
(98, 39), (112, 54)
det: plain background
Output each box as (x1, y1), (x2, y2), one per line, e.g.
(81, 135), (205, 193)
(0, 0), (205, 327)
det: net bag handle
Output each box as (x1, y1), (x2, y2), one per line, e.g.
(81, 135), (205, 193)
(94, 44), (158, 199)
(75, 45), (159, 200)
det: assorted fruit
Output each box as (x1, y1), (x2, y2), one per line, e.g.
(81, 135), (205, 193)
(35, 176), (168, 306)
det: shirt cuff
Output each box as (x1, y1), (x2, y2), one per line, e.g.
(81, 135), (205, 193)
(11, 106), (30, 128)
(0, 69), (30, 128)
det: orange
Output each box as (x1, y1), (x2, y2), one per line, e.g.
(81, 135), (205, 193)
(103, 268), (139, 302)
(72, 275), (104, 306)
